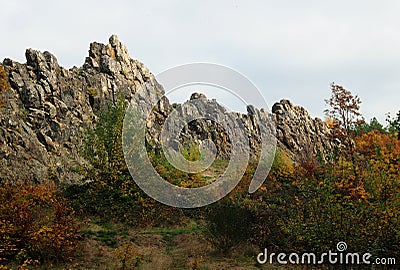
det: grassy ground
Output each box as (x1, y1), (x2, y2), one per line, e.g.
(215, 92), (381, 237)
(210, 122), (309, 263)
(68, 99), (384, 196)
(33, 218), (286, 270)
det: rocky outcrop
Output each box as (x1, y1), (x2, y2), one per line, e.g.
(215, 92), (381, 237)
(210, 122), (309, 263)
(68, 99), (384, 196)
(153, 94), (333, 161)
(0, 35), (161, 183)
(166, 93), (275, 160)
(0, 35), (334, 183)
(272, 99), (334, 160)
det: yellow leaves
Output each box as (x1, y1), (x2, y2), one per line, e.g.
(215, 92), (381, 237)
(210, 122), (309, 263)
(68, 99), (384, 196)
(259, 186), (267, 192)
(349, 185), (368, 200)
(113, 243), (143, 269)
(0, 181), (81, 265)
(353, 130), (400, 200)
(356, 130), (400, 164)
(325, 117), (335, 128)
(271, 149), (295, 180)
(32, 226), (54, 240)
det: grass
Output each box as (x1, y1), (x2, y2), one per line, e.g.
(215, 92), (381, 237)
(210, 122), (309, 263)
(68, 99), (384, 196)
(8, 216), (292, 269)
(81, 220), (129, 247)
(138, 219), (206, 242)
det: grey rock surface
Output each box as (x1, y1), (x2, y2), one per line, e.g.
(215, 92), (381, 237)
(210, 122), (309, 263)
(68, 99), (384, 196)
(0, 35), (333, 183)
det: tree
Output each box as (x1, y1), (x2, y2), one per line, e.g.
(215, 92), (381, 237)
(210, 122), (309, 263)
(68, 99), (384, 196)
(354, 117), (386, 135)
(325, 83), (363, 135)
(83, 95), (128, 185)
(324, 83), (363, 184)
(386, 111), (400, 139)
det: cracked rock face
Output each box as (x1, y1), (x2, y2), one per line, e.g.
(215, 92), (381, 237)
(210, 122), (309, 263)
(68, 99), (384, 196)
(0, 35), (334, 183)
(0, 35), (161, 183)
(272, 99), (334, 160)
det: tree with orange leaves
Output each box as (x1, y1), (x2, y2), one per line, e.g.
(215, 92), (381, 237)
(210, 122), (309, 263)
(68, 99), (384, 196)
(325, 82), (363, 185)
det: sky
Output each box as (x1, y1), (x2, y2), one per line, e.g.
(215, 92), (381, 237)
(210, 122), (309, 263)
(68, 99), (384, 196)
(1, 0), (399, 123)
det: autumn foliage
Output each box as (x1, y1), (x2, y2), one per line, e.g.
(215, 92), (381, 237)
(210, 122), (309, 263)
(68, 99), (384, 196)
(1, 82), (398, 267)
(0, 181), (81, 267)
(205, 84), (400, 258)
(355, 131), (400, 201)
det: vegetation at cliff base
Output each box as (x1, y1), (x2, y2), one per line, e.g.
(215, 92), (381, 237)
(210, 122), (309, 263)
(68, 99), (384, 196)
(1, 84), (399, 269)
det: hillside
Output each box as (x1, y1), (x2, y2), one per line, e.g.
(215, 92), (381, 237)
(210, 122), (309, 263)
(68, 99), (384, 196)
(0, 35), (399, 269)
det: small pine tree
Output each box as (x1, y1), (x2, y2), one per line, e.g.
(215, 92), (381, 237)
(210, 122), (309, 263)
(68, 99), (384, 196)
(354, 117), (386, 135)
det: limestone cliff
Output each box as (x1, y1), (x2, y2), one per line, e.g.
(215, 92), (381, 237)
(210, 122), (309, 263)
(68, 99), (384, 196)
(0, 35), (333, 183)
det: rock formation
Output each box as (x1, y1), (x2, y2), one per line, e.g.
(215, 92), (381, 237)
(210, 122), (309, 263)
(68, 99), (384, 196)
(272, 99), (334, 160)
(0, 35), (334, 183)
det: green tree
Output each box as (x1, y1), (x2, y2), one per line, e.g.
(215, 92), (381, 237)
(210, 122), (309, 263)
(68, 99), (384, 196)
(65, 95), (143, 224)
(354, 117), (386, 135)
(65, 96), (182, 226)
(386, 111), (400, 139)
(83, 95), (128, 185)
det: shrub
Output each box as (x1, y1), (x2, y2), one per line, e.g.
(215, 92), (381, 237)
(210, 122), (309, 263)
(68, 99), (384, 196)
(269, 148), (295, 180)
(204, 198), (255, 255)
(74, 95), (144, 224)
(83, 95), (128, 187)
(278, 130), (400, 258)
(243, 152), (299, 252)
(0, 181), (81, 266)
(113, 242), (143, 270)
(149, 145), (203, 188)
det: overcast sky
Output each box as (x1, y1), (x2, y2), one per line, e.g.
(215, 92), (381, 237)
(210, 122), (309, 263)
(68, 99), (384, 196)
(1, 0), (399, 123)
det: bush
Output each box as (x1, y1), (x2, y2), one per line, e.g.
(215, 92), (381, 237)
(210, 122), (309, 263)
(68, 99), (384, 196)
(204, 198), (255, 255)
(148, 146), (204, 188)
(278, 130), (400, 258)
(219, 133), (400, 260)
(0, 181), (81, 266)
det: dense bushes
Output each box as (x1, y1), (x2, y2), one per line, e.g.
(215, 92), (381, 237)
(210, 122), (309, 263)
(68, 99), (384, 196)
(203, 130), (399, 261)
(0, 181), (81, 267)
(202, 150), (298, 254)
(68, 95), (149, 224)
(204, 198), (256, 255)
(281, 131), (400, 257)
(74, 92), (399, 261)
(202, 84), (399, 261)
